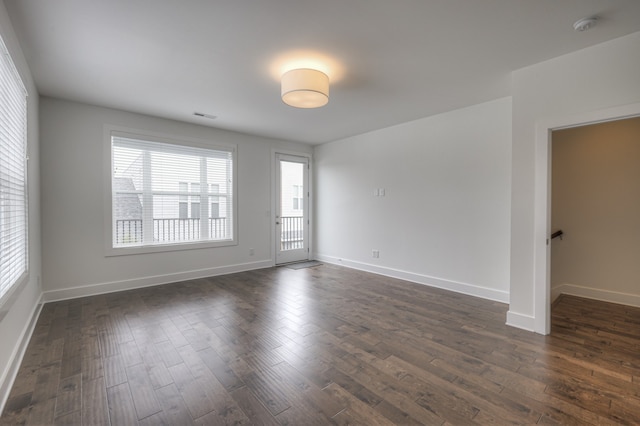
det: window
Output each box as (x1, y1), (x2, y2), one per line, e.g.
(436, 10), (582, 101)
(110, 132), (235, 253)
(293, 184), (303, 210)
(0, 35), (28, 302)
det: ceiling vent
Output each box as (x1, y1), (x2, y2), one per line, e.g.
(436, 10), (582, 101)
(193, 112), (217, 119)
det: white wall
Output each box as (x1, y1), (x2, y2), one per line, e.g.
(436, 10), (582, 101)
(0, 1), (42, 413)
(551, 117), (640, 306)
(39, 98), (311, 300)
(314, 97), (512, 302)
(510, 31), (640, 332)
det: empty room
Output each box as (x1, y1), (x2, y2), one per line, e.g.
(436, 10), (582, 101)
(1, 1), (640, 424)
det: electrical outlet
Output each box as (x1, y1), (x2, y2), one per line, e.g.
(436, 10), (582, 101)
(372, 249), (380, 258)
(249, 248), (254, 256)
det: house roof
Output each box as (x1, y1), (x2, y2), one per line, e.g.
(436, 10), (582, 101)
(5, 0), (640, 144)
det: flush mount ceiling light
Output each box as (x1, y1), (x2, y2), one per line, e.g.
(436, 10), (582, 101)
(281, 68), (329, 108)
(573, 17), (597, 32)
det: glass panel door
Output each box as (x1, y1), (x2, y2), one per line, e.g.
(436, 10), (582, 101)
(276, 154), (309, 264)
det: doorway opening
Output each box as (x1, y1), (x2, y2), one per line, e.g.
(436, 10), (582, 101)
(550, 117), (640, 310)
(533, 103), (640, 335)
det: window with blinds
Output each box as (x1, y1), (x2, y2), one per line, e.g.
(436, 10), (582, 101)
(0, 36), (28, 303)
(110, 133), (235, 252)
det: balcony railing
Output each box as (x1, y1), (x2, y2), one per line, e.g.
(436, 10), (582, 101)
(116, 216), (304, 250)
(115, 218), (228, 245)
(280, 216), (304, 251)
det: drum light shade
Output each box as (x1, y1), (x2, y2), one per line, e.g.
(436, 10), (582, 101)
(281, 68), (329, 108)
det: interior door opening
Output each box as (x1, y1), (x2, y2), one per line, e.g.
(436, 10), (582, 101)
(549, 116), (640, 314)
(534, 102), (640, 334)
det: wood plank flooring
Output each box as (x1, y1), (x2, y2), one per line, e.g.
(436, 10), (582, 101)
(2, 264), (640, 425)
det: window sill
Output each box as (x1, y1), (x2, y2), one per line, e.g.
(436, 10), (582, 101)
(105, 239), (237, 257)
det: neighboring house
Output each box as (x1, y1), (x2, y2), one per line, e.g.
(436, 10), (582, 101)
(280, 161), (304, 218)
(113, 177), (143, 221)
(113, 177), (143, 244)
(279, 161), (305, 250)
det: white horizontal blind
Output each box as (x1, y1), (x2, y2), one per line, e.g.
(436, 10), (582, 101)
(0, 36), (28, 301)
(111, 135), (234, 248)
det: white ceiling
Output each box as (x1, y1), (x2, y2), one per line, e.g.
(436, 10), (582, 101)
(5, 0), (640, 144)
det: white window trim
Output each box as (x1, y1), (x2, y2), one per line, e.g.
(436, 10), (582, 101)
(103, 125), (238, 256)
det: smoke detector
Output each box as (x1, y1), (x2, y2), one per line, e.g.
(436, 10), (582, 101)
(573, 17), (597, 32)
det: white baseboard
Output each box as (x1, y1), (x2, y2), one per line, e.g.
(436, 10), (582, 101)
(553, 283), (640, 308)
(0, 294), (44, 416)
(43, 259), (273, 302)
(551, 285), (564, 303)
(315, 254), (509, 303)
(506, 310), (535, 332)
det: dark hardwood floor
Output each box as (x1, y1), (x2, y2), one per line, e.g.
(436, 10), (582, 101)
(2, 264), (640, 425)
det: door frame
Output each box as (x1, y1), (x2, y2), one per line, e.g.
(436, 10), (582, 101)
(271, 149), (313, 265)
(533, 102), (640, 334)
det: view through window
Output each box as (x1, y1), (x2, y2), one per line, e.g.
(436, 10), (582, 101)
(111, 135), (234, 249)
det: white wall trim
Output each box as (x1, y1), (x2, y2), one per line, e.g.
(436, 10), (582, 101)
(534, 101), (640, 335)
(43, 260), (273, 303)
(316, 254), (509, 303)
(0, 294), (43, 416)
(506, 310), (535, 332)
(552, 284), (640, 309)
